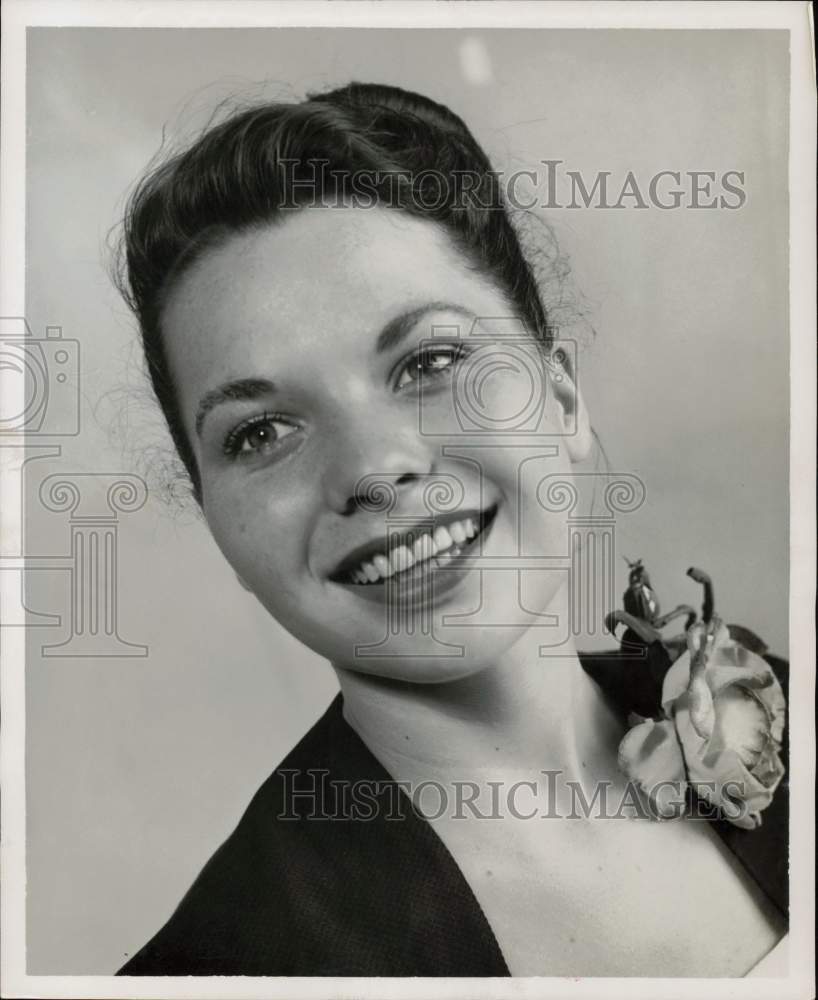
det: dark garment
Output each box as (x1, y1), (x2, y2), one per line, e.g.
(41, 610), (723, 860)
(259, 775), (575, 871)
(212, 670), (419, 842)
(119, 652), (788, 976)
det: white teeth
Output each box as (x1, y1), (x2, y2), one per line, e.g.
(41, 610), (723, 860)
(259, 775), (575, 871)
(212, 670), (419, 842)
(362, 561), (380, 583)
(413, 533), (436, 562)
(373, 554), (394, 578)
(435, 546), (458, 567)
(391, 545), (415, 573)
(449, 520), (467, 545)
(433, 525), (454, 552)
(347, 511), (492, 583)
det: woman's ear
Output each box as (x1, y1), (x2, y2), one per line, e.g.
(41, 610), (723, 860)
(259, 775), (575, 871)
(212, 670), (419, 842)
(547, 356), (593, 463)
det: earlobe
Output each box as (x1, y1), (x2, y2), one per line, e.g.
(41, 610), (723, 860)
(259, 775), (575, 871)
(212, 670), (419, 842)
(548, 360), (594, 463)
(236, 572), (254, 593)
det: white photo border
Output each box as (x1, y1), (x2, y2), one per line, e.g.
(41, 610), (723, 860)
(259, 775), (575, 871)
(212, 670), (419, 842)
(1, 2), (814, 998)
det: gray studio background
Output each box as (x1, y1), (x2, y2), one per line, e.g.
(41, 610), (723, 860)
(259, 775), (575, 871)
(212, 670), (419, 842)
(24, 28), (789, 973)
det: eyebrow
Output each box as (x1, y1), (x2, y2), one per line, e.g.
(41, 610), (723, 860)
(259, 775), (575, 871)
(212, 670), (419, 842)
(376, 301), (474, 354)
(195, 377), (275, 439)
(194, 302), (474, 438)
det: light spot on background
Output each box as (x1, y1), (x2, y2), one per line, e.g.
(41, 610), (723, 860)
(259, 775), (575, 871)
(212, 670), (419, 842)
(459, 36), (493, 86)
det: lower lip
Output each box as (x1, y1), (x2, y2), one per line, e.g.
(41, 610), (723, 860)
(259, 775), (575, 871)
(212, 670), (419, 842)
(336, 511), (497, 607)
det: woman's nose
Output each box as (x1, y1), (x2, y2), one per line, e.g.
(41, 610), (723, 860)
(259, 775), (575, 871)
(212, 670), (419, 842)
(322, 424), (433, 517)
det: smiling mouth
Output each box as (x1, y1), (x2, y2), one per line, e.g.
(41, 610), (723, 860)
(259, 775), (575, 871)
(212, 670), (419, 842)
(330, 504), (499, 586)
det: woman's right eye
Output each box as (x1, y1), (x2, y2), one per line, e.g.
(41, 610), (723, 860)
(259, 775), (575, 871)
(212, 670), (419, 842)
(222, 413), (299, 459)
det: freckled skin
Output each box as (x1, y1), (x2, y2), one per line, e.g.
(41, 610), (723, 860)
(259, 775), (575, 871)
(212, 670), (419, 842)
(161, 206), (588, 684)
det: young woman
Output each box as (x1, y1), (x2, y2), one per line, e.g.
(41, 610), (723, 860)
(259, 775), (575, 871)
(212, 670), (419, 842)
(115, 82), (787, 977)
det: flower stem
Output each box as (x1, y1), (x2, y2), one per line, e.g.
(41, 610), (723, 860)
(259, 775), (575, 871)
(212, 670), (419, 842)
(686, 566), (714, 624)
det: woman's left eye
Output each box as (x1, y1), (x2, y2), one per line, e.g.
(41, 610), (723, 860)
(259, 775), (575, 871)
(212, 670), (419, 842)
(223, 414), (299, 459)
(394, 343), (466, 390)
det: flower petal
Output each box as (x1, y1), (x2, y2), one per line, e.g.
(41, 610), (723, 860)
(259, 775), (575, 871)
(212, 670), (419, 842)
(751, 743), (786, 789)
(704, 660), (777, 696)
(707, 686), (771, 769)
(673, 705), (784, 829)
(618, 718), (687, 819)
(726, 623), (768, 656)
(661, 653), (692, 716)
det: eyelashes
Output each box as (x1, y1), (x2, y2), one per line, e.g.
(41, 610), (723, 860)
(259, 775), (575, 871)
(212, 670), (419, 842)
(392, 341), (472, 390)
(222, 412), (300, 459)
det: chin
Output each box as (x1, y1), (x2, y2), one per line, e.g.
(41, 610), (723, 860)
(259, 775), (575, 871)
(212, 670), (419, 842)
(332, 644), (503, 686)
(326, 607), (541, 685)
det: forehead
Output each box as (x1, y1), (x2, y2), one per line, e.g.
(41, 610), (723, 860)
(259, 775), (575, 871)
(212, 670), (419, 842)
(160, 207), (508, 410)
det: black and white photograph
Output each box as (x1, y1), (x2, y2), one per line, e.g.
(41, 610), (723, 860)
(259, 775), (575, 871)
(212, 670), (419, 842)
(1, 2), (815, 997)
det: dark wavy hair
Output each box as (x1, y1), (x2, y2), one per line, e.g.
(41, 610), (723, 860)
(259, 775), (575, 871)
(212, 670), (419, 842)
(115, 82), (555, 503)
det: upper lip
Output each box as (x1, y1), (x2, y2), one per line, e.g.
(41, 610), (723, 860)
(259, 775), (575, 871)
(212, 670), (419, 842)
(327, 504), (497, 582)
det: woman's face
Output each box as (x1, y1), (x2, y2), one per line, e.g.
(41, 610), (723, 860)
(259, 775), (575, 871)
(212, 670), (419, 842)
(162, 206), (591, 681)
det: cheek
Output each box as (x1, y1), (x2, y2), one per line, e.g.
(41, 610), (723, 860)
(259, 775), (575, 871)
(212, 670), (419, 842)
(201, 475), (314, 593)
(485, 420), (575, 563)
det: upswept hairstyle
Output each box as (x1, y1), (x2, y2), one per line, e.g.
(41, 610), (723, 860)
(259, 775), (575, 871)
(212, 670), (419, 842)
(115, 82), (553, 502)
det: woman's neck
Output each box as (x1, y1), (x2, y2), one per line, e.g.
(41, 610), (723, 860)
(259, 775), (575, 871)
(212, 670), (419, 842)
(333, 589), (626, 798)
